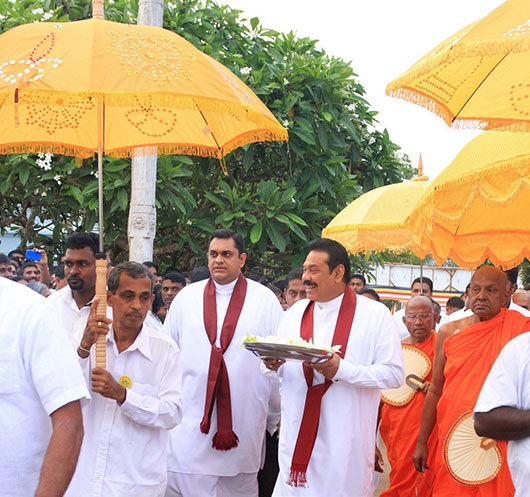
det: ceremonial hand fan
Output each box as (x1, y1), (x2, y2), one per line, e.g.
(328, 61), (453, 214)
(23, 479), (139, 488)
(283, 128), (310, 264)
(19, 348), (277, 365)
(444, 411), (502, 486)
(381, 344), (431, 406)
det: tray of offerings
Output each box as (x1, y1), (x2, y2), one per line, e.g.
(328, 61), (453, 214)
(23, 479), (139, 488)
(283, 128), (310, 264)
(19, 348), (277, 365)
(242, 334), (337, 363)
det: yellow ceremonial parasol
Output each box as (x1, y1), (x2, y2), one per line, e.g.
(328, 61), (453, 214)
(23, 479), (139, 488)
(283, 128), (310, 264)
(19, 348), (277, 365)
(0, 0), (288, 366)
(406, 131), (530, 269)
(386, 0), (530, 131)
(322, 156), (429, 254)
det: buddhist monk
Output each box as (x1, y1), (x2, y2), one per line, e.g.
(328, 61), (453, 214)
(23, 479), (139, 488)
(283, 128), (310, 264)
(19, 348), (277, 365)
(413, 266), (530, 496)
(379, 296), (435, 497)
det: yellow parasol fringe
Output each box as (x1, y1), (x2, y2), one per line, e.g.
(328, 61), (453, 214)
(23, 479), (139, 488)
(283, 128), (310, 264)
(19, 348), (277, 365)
(386, 38), (530, 96)
(0, 142), (94, 158)
(0, 127), (287, 159)
(386, 87), (530, 131)
(429, 240), (530, 271)
(7, 90), (288, 133)
(416, 155), (530, 227)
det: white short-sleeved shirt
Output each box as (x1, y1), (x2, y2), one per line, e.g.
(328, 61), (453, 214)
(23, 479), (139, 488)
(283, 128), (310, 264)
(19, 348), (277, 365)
(475, 332), (530, 497)
(48, 285), (112, 348)
(0, 278), (90, 497)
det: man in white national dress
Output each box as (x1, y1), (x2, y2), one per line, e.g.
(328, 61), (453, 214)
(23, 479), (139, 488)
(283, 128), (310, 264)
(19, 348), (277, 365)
(264, 238), (404, 497)
(66, 262), (182, 497)
(474, 331), (530, 497)
(163, 229), (284, 497)
(0, 277), (89, 497)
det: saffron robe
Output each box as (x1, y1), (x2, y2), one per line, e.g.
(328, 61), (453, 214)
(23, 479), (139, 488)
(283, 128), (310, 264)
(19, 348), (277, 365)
(432, 309), (530, 496)
(380, 332), (436, 497)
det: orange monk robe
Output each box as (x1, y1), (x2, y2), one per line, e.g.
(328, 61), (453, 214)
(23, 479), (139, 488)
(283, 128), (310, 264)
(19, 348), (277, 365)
(433, 309), (530, 497)
(380, 333), (436, 497)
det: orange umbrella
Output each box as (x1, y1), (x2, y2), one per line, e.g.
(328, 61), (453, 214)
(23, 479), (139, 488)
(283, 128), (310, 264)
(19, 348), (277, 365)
(322, 157), (429, 254)
(0, 3), (288, 366)
(386, 0), (530, 131)
(407, 132), (530, 268)
(0, 18), (287, 159)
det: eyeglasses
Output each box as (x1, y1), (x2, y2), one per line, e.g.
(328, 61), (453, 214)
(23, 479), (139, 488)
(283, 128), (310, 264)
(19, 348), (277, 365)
(405, 313), (432, 321)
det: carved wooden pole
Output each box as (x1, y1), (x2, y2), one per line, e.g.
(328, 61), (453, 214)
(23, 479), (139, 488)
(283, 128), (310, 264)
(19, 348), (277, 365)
(128, 0), (164, 263)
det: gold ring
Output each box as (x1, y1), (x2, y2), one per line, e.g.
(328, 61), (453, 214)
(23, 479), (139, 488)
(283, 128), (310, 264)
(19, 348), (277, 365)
(97, 321), (102, 327)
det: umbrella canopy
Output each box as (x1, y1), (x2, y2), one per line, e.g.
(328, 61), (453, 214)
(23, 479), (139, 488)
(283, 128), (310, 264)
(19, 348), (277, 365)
(322, 158), (429, 254)
(0, 18), (287, 159)
(407, 131), (530, 268)
(386, 0), (530, 131)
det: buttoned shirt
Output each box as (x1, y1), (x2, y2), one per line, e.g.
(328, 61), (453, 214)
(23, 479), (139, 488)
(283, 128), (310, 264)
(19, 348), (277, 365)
(48, 285), (112, 348)
(66, 322), (182, 497)
(0, 278), (89, 497)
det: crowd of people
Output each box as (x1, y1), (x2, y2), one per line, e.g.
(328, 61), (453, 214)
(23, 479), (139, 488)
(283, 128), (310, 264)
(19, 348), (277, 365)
(1, 229), (530, 497)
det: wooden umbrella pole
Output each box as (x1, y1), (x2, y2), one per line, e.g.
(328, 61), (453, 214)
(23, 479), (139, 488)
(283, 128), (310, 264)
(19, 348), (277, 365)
(95, 96), (107, 369)
(95, 259), (107, 369)
(92, 0), (104, 20)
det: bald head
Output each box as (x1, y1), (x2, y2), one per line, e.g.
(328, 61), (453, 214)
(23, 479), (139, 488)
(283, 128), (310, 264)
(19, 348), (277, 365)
(405, 295), (433, 313)
(403, 296), (434, 343)
(513, 290), (530, 310)
(469, 267), (509, 321)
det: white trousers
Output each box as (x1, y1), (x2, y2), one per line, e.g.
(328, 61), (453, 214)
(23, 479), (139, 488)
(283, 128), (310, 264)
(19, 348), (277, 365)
(165, 471), (258, 497)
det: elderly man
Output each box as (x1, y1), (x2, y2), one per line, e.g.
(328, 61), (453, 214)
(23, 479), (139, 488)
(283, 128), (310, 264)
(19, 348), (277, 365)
(0, 277), (89, 497)
(264, 238), (403, 497)
(66, 262), (182, 497)
(163, 229), (283, 497)
(379, 296), (435, 497)
(474, 331), (530, 497)
(413, 266), (530, 496)
(393, 277), (434, 339)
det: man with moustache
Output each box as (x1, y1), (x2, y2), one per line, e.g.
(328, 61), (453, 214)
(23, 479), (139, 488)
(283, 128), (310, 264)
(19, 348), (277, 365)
(413, 266), (530, 497)
(66, 262), (182, 497)
(48, 232), (110, 347)
(264, 238), (403, 497)
(163, 229), (283, 497)
(379, 296), (436, 497)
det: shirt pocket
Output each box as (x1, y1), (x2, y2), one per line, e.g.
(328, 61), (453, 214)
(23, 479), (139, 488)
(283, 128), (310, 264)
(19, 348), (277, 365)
(0, 351), (21, 394)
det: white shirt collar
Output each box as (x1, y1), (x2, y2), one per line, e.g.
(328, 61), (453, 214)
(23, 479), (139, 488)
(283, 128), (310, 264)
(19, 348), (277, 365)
(107, 324), (152, 361)
(316, 292), (344, 312)
(213, 276), (239, 295)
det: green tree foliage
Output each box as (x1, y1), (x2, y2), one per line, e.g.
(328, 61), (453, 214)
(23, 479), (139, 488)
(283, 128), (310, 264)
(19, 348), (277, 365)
(0, 0), (413, 276)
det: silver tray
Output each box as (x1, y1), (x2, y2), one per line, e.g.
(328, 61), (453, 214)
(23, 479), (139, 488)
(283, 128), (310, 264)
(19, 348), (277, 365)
(244, 342), (333, 364)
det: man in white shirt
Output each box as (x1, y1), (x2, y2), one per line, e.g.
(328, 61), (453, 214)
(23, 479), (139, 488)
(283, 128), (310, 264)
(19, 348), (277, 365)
(163, 229), (284, 497)
(0, 277), (89, 497)
(48, 232), (111, 347)
(67, 261), (182, 497)
(474, 330), (530, 497)
(264, 238), (404, 497)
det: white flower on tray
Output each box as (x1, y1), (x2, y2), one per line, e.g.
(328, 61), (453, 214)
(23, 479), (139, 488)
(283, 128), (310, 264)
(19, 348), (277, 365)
(242, 333), (341, 354)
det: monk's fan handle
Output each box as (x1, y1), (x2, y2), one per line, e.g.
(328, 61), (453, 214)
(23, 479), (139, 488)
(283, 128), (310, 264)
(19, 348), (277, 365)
(95, 259), (107, 369)
(480, 438), (496, 450)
